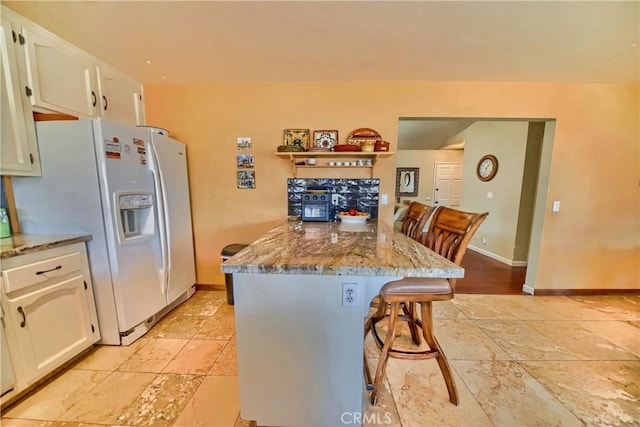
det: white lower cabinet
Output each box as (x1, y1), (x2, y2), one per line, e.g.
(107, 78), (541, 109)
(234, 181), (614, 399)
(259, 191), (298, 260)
(1, 242), (100, 401)
(5, 275), (94, 384)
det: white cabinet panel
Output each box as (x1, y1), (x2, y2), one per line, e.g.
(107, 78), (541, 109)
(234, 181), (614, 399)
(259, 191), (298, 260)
(3, 251), (82, 293)
(0, 17), (40, 176)
(97, 63), (145, 126)
(5, 275), (93, 384)
(1, 242), (100, 394)
(21, 26), (98, 118)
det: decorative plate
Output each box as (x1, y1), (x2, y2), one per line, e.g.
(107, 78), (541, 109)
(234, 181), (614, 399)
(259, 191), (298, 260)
(283, 129), (310, 149)
(312, 130), (338, 149)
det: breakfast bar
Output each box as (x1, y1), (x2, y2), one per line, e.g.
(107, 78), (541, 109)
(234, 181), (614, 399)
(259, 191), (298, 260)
(221, 220), (463, 427)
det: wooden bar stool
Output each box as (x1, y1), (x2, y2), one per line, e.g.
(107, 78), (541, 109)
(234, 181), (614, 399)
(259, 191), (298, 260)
(364, 207), (489, 405)
(400, 201), (435, 242)
(391, 201), (436, 342)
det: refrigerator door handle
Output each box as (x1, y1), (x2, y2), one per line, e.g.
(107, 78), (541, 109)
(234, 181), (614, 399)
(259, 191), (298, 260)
(148, 141), (170, 295)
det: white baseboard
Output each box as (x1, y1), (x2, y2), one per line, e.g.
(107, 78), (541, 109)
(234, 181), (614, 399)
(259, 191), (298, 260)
(468, 245), (528, 267)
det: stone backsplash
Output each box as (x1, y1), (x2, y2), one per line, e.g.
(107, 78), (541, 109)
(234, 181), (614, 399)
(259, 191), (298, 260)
(287, 178), (379, 220)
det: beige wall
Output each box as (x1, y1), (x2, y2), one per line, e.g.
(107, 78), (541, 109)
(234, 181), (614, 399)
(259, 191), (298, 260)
(460, 121), (530, 262)
(144, 81), (639, 291)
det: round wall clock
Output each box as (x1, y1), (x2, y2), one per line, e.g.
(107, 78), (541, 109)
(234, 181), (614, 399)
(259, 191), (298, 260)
(476, 154), (498, 181)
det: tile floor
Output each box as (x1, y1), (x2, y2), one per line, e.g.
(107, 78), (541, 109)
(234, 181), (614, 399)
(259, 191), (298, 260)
(1, 291), (638, 426)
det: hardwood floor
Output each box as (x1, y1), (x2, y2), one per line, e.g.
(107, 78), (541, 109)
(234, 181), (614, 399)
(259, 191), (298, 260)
(456, 249), (527, 295)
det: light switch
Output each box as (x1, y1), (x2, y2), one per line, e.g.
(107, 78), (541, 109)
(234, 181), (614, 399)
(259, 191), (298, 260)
(381, 194), (388, 205)
(487, 192), (493, 199)
(552, 201), (561, 212)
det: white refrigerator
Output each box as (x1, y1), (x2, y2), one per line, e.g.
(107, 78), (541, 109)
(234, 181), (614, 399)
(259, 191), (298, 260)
(12, 119), (196, 345)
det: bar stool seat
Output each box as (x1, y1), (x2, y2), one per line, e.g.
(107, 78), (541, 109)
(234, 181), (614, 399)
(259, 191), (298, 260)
(380, 277), (451, 301)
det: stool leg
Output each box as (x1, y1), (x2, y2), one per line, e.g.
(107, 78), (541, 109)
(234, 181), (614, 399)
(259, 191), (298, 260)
(370, 302), (400, 405)
(402, 301), (422, 345)
(364, 296), (388, 390)
(421, 302), (459, 405)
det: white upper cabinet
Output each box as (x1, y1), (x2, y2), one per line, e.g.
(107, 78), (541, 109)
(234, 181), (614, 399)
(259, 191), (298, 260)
(0, 6), (146, 176)
(21, 24), (99, 118)
(0, 16), (41, 176)
(97, 62), (145, 126)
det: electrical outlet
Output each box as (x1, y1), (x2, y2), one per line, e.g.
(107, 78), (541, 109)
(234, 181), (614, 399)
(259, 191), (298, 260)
(342, 283), (358, 307)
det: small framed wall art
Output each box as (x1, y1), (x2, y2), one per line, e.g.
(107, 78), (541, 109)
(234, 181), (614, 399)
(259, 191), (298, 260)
(283, 129), (310, 149)
(312, 130), (338, 150)
(237, 170), (256, 189)
(395, 167), (419, 197)
(236, 154), (254, 169)
(237, 137), (252, 151)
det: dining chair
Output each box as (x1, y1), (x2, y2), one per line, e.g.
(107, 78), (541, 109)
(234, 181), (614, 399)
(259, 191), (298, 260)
(364, 206), (489, 405)
(400, 201), (435, 241)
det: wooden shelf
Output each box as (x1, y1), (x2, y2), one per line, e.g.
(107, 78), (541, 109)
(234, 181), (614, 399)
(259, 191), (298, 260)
(275, 151), (395, 178)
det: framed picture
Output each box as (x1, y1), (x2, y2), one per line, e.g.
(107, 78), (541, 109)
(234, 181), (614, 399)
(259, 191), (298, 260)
(237, 170), (256, 189)
(396, 167), (419, 196)
(283, 129), (310, 149)
(236, 154), (254, 169)
(312, 130), (338, 149)
(237, 137), (252, 151)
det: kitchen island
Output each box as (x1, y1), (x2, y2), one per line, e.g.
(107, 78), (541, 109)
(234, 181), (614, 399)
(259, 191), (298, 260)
(221, 220), (463, 427)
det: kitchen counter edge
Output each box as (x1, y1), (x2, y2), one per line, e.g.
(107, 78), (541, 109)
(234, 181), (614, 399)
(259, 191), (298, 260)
(1, 234), (93, 259)
(220, 220), (463, 278)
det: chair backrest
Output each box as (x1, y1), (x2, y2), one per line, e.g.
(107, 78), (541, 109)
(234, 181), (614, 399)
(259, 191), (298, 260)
(422, 206), (489, 266)
(401, 202), (435, 241)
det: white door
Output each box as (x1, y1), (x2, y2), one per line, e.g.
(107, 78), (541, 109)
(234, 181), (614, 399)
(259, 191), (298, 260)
(93, 121), (167, 332)
(97, 63), (145, 126)
(148, 133), (196, 303)
(0, 18), (40, 176)
(433, 162), (463, 208)
(5, 276), (94, 385)
(21, 25), (98, 117)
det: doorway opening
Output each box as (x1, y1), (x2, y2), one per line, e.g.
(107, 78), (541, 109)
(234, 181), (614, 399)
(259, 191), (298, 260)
(395, 117), (556, 294)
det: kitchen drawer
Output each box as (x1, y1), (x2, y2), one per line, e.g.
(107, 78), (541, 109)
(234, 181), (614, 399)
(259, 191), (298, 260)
(2, 252), (83, 293)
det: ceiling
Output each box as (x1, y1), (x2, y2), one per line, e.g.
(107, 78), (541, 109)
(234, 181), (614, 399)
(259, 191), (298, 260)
(3, 1), (638, 86)
(3, 1), (638, 150)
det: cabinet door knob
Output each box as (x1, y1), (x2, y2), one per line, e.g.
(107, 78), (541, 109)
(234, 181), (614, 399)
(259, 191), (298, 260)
(91, 91), (97, 107)
(17, 306), (26, 327)
(102, 95), (108, 111)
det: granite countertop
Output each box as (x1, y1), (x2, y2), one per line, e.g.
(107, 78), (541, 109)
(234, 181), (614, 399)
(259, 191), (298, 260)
(221, 220), (463, 278)
(1, 234), (92, 259)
